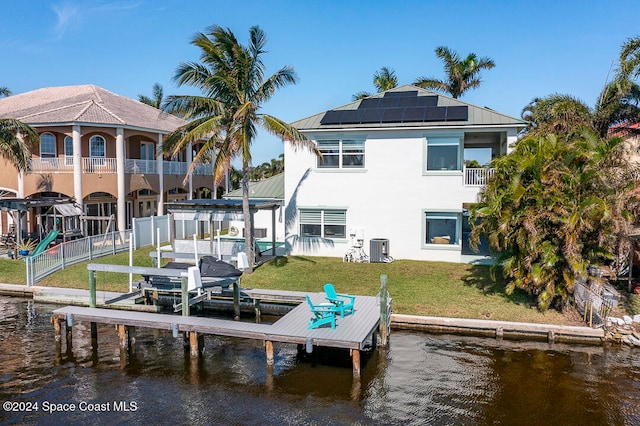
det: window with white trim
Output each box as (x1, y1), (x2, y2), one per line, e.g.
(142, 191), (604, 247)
(425, 212), (460, 245)
(425, 136), (462, 171)
(64, 136), (73, 166)
(40, 133), (56, 158)
(299, 208), (346, 238)
(89, 135), (106, 158)
(317, 139), (365, 168)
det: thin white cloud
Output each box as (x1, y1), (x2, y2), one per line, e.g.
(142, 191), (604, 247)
(51, 1), (139, 40)
(52, 3), (80, 39)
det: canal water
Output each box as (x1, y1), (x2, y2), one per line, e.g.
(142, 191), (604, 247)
(1, 297), (639, 425)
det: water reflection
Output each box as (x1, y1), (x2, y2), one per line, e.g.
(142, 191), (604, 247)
(0, 297), (639, 425)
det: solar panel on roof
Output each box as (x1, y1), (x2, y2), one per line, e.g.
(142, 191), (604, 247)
(402, 107), (426, 122)
(397, 97), (419, 107)
(339, 110), (363, 124)
(445, 106), (468, 121)
(384, 91), (418, 97)
(358, 98), (380, 109)
(416, 96), (438, 107)
(424, 107), (447, 121)
(361, 108), (384, 123)
(380, 108), (405, 123)
(378, 97), (400, 108)
(320, 110), (344, 125)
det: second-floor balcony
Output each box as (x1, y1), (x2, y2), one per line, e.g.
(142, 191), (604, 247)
(28, 157), (213, 176)
(464, 167), (494, 186)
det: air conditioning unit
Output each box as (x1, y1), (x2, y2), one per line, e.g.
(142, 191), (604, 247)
(370, 239), (389, 263)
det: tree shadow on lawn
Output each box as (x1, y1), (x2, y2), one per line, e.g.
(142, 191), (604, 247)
(265, 256), (317, 268)
(462, 264), (536, 308)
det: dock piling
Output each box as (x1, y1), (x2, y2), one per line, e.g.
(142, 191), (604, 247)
(379, 274), (389, 346)
(265, 340), (274, 366)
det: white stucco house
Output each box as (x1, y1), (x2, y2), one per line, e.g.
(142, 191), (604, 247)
(284, 85), (526, 263)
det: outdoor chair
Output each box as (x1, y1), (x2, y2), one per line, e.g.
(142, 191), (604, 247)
(306, 295), (337, 330)
(323, 283), (355, 317)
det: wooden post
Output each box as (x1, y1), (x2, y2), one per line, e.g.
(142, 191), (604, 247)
(351, 348), (361, 379)
(127, 326), (136, 353)
(254, 299), (261, 323)
(189, 331), (199, 358)
(89, 270), (96, 308)
(117, 324), (127, 349)
(90, 322), (98, 351)
(65, 321), (73, 352)
(233, 281), (240, 320)
(52, 317), (62, 342)
(379, 274), (389, 346)
(181, 275), (189, 316)
(265, 340), (274, 366)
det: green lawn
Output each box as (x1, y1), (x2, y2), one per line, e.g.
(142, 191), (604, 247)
(0, 251), (583, 326)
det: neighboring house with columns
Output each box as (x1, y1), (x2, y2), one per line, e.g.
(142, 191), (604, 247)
(0, 84), (214, 236)
(284, 85), (526, 263)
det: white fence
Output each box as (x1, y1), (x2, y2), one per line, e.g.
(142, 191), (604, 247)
(25, 230), (132, 286)
(132, 215), (171, 249)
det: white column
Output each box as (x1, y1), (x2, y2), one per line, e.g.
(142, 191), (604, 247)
(157, 133), (164, 215)
(187, 141), (193, 200)
(116, 127), (126, 231)
(72, 125), (83, 205)
(17, 172), (24, 198)
(505, 129), (518, 155)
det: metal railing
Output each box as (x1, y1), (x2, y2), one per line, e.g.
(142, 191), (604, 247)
(25, 230), (132, 286)
(464, 167), (495, 186)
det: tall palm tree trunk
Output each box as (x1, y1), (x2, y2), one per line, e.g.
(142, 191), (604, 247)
(242, 159), (254, 273)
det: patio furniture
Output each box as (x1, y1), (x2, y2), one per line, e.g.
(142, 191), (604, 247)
(306, 295), (337, 330)
(323, 283), (355, 317)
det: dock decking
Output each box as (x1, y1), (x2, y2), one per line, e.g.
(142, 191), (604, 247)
(51, 292), (383, 377)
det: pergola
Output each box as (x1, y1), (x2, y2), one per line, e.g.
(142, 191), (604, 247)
(165, 198), (282, 257)
(0, 197), (82, 252)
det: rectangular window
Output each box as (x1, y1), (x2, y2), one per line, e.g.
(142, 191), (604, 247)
(426, 136), (462, 171)
(317, 139), (365, 169)
(425, 212), (459, 245)
(299, 208), (346, 238)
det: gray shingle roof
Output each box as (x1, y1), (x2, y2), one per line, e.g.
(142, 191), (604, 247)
(0, 84), (185, 133)
(290, 84), (526, 130)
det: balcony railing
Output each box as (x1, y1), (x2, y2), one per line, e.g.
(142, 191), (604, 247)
(27, 157), (213, 176)
(464, 167), (495, 186)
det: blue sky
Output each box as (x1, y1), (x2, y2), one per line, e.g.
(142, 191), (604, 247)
(2, 0), (640, 165)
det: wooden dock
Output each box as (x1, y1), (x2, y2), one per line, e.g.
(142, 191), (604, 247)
(51, 292), (383, 377)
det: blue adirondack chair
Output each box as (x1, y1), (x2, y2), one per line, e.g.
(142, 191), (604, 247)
(323, 283), (355, 317)
(306, 295), (337, 330)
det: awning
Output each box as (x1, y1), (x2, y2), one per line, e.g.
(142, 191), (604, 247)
(211, 211), (243, 221)
(172, 211), (211, 221)
(53, 204), (83, 217)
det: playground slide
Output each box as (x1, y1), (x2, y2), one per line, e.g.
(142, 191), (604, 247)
(31, 230), (60, 256)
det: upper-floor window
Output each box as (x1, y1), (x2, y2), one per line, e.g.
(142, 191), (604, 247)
(89, 135), (106, 158)
(140, 141), (154, 160)
(64, 136), (73, 166)
(299, 208), (346, 238)
(317, 139), (365, 169)
(425, 136), (462, 171)
(40, 133), (56, 158)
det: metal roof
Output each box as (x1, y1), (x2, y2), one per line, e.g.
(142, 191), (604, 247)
(223, 173), (284, 200)
(290, 84), (526, 131)
(166, 198), (282, 212)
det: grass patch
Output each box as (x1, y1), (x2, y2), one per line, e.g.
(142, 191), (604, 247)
(1, 252), (584, 325)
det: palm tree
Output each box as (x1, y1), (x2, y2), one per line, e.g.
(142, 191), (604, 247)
(619, 35), (640, 79)
(522, 79), (640, 138)
(413, 46), (495, 98)
(470, 131), (639, 310)
(0, 119), (38, 171)
(138, 83), (165, 109)
(162, 25), (319, 272)
(0, 87), (11, 98)
(352, 67), (398, 100)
